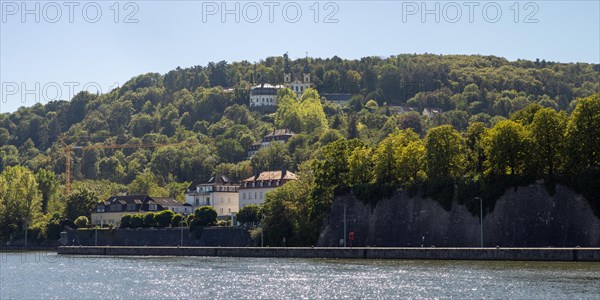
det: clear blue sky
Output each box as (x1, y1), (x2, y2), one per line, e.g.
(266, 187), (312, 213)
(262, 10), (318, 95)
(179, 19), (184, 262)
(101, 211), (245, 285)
(1, 0), (599, 113)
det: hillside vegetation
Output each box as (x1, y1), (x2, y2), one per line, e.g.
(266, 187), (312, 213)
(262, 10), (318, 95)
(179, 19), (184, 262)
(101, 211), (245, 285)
(0, 54), (598, 245)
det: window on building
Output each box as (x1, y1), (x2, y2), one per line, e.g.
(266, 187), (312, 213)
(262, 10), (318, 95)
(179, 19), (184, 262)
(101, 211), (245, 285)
(242, 193), (246, 200)
(96, 205), (105, 213)
(260, 192), (264, 199)
(220, 208), (223, 214)
(249, 193), (252, 200)
(148, 204), (157, 211)
(109, 204), (121, 212)
(126, 204), (136, 211)
(228, 208), (231, 213)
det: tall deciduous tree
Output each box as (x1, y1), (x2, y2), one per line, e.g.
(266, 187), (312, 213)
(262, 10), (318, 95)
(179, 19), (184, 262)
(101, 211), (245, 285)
(484, 120), (530, 175)
(530, 108), (567, 175)
(465, 122), (488, 175)
(36, 168), (58, 214)
(0, 166), (42, 237)
(373, 129), (419, 184)
(566, 94), (600, 173)
(65, 188), (99, 221)
(347, 146), (374, 186)
(424, 125), (467, 179)
(397, 140), (426, 183)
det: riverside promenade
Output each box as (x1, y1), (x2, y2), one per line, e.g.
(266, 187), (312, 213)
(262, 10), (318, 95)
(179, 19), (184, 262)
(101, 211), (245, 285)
(57, 246), (600, 262)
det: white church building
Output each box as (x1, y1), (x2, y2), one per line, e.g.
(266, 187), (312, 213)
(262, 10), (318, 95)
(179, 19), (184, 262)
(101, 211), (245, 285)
(249, 54), (312, 107)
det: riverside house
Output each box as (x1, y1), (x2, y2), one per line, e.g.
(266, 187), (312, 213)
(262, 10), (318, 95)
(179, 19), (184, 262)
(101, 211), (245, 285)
(238, 170), (297, 208)
(91, 195), (192, 227)
(185, 174), (240, 217)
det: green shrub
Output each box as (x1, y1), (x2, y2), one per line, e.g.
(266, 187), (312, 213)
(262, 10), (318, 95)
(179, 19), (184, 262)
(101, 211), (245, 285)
(120, 214), (132, 228)
(143, 213), (156, 227)
(74, 216), (89, 228)
(237, 205), (261, 225)
(171, 214), (184, 227)
(154, 210), (174, 228)
(193, 206), (217, 227)
(130, 214), (144, 228)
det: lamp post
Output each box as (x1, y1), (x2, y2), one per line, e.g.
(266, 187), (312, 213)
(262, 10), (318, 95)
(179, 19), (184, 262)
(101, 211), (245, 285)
(343, 203), (347, 247)
(475, 197), (483, 247)
(179, 221), (186, 246)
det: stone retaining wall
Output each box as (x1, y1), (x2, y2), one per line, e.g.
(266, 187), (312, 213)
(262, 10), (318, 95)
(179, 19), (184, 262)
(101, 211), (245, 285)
(57, 246), (600, 262)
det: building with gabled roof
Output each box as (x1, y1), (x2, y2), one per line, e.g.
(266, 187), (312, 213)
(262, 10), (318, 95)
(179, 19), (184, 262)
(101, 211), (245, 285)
(247, 129), (296, 158)
(185, 174), (240, 217)
(238, 170), (298, 208)
(91, 195), (191, 227)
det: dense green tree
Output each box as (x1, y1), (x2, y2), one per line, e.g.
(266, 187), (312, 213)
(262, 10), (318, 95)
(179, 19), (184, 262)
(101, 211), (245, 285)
(36, 169), (58, 214)
(566, 94), (600, 173)
(65, 188), (99, 221)
(193, 206), (217, 226)
(154, 210), (175, 228)
(347, 146), (374, 186)
(465, 122), (488, 175)
(250, 142), (291, 172)
(237, 204), (261, 225)
(484, 120), (530, 175)
(424, 125), (467, 179)
(0, 166), (42, 238)
(312, 139), (350, 195)
(373, 129), (419, 183)
(397, 140), (426, 183)
(530, 108), (567, 175)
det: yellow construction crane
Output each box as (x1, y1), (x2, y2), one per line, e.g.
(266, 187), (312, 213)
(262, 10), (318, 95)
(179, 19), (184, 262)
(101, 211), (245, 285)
(60, 138), (170, 195)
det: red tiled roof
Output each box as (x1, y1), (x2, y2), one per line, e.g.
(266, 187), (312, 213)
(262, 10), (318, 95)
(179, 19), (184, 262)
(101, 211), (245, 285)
(242, 170), (298, 182)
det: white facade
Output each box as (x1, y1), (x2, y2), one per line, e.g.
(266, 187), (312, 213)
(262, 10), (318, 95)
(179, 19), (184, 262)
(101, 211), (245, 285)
(249, 84), (284, 107)
(284, 72), (312, 98)
(185, 176), (240, 217)
(239, 186), (278, 208)
(238, 170), (297, 209)
(164, 204), (193, 215)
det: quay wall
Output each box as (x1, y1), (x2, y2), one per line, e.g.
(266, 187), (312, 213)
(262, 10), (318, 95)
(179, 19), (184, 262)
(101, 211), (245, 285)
(57, 246), (600, 262)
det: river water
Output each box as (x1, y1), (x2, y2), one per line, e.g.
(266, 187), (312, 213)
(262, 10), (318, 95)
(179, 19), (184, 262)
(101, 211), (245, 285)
(1, 252), (599, 299)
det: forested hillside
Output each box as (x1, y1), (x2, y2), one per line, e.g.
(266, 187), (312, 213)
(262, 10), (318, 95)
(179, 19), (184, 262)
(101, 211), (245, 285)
(0, 54), (598, 244)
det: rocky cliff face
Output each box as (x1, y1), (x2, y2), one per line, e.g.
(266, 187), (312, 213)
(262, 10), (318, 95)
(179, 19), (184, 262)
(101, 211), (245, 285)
(317, 184), (600, 247)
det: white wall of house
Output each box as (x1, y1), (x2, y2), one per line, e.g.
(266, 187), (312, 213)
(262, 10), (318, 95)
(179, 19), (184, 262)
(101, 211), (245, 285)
(249, 94), (276, 107)
(239, 187), (276, 208)
(186, 191), (239, 217)
(165, 205), (193, 215)
(91, 211), (155, 227)
(211, 192), (239, 216)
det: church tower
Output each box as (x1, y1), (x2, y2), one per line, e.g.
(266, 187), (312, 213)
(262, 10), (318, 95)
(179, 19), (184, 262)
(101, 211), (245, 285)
(303, 55), (311, 83)
(283, 53), (292, 83)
